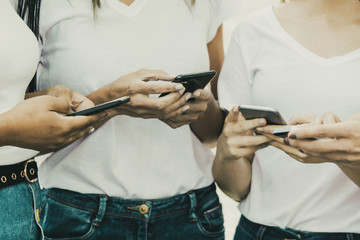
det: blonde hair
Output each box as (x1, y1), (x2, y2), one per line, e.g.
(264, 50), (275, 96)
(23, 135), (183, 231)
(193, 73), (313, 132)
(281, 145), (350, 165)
(92, 0), (195, 16)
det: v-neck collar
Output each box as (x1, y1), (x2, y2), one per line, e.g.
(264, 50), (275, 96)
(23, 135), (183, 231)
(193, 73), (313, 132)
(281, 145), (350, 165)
(268, 6), (360, 66)
(105, 0), (148, 17)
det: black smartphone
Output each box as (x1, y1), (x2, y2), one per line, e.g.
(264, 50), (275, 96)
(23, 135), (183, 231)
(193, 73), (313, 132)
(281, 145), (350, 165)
(238, 105), (287, 125)
(66, 96), (130, 116)
(159, 70), (217, 97)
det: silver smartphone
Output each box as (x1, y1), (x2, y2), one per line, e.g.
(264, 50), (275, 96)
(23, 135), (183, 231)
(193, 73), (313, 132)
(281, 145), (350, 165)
(271, 125), (299, 138)
(238, 105), (287, 125)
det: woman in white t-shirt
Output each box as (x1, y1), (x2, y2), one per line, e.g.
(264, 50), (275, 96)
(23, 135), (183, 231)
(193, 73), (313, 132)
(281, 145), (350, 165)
(1, 1), (109, 239)
(214, 0), (360, 239)
(37, 0), (240, 239)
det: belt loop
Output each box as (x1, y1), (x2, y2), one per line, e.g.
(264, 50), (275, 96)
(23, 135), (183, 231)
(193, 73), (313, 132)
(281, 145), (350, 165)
(187, 191), (197, 222)
(92, 195), (108, 227)
(347, 233), (354, 240)
(256, 226), (266, 240)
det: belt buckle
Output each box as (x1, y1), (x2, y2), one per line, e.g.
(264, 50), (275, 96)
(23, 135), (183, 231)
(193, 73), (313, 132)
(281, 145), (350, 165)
(24, 159), (37, 183)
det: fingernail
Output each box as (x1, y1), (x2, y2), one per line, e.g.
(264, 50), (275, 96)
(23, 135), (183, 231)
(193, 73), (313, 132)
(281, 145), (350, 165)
(88, 127), (95, 134)
(185, 93), (192, 101)
(284, 138), (289, 145)
(258, 119), (266, 125)
(175, 84), (184, 90)
(179, 88), (186, 95)
(289, 134), (297, 139)
(182, 105), (190, 112)
(194, 91), (201, 97)
(299, 149), (304, 153)
(70, 104), (76, 112)
(256, 127), (263, 132)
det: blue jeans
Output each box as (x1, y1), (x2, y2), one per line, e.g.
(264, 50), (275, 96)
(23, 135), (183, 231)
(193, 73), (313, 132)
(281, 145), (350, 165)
(234, 215), (360, 240)
(0, 181), (43, 240)
(40, 183), (224, 240)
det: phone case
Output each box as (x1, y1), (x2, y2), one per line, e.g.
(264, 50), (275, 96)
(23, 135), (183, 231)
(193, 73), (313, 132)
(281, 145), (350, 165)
(159, 70), (216, 97)
(239, 105), (287, 125)
(67, 96), (130, 116)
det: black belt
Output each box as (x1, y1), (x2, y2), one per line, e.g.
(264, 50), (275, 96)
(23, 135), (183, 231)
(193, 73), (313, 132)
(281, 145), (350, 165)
(0, 159), (38, 189)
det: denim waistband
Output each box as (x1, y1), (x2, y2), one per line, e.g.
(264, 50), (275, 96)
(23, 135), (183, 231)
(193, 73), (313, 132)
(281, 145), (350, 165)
(239, 215), (360, 240)
(44, 183), (218, 222)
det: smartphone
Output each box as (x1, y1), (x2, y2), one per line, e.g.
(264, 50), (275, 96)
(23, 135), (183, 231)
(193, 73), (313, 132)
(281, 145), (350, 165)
(271, 125), (299, 138)
(66, 96), (130, 116)
(159, 70), (217, 97)
(238, 105), (287, 125)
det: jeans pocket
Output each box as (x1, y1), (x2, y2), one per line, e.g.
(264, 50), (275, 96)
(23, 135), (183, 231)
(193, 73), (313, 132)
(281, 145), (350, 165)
(196, 201), (225, 238)
(41, 194), (96, 240)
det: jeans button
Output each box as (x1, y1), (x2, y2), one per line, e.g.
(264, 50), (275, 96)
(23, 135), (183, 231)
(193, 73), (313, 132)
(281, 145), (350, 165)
(139, 204), (149, 214)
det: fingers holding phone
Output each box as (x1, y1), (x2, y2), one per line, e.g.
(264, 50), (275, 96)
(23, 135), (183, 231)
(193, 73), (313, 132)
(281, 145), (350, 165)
(216, 106), (271, 162)
(4, 95), (108, 154)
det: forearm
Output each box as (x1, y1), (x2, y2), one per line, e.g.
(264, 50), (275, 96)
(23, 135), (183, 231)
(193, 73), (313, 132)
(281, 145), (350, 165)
(190, 96), (224, 146)
(337, 163), (360, 187)
(25, 89), (48, 99)
(212, 154), (252, 202)
(0, 113), (12, 146)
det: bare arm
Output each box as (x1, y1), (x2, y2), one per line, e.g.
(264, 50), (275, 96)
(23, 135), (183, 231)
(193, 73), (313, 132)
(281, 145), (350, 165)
(208, 25), (224, 100)
(188, 25), (226, 146)
(213, 107), (270, 201)
(189, 89), (224, 147)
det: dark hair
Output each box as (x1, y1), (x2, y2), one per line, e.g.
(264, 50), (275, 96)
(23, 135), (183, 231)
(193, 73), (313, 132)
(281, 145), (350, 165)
(17, 0), (42, 92)
(17, 0), (42, 37)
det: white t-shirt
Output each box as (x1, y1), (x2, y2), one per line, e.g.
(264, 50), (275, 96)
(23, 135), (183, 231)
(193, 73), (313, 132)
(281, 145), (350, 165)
(218, 6), (360, 233)
(0, 0), (39, 166)
(37, 0), (241, 199)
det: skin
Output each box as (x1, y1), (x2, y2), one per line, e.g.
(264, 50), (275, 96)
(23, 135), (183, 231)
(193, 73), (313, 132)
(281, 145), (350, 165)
(259, 113), (360, 187)
(0, 85), (107, 154)
(87, 22), (225, 146)
(212, 107), (270, 201)
(214, 0), (360, 200)
(208, 25), (225, 100)
(274, 0), (360, 59)
(264, 0), (360, 187)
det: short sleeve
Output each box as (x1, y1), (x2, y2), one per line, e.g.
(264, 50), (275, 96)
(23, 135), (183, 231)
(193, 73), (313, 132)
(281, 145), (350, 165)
(207, 0), (243, 42)
(218, 22), (253, 111)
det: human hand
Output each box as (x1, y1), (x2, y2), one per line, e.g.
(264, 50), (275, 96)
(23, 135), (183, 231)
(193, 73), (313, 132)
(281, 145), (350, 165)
(2, 95), (107, 154)
(100, 69), (216, 129)
(285, 120), (360, 166)
(287, 112), (341, 125)
(94, 69), (182, 102)
(258, 112), (342, 144)
(216, 106), (270, 162)
(43, 85), (95, 111)
(257, 112), (348, 164)
(160, 89), (210, 129)
(89, 69), (206, 127)
(263, 121), (360, 187)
